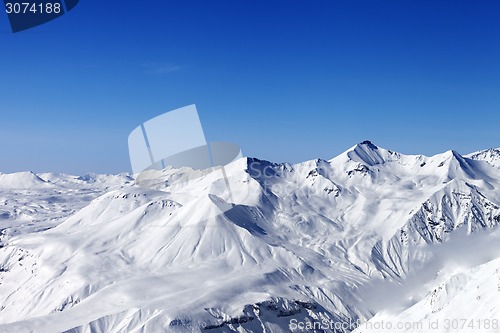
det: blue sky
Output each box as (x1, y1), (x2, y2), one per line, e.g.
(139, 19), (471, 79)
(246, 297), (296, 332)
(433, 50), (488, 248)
(1, 1), (499, 174)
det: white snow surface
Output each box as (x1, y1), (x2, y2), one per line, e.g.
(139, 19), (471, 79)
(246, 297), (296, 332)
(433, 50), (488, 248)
(0, 172), (52, 189)
(0, 141), (499, 333)
(466, 148), (500, 168)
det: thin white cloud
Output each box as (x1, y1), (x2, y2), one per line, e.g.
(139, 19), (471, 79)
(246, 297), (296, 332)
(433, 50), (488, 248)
(142, 62), (184, 74)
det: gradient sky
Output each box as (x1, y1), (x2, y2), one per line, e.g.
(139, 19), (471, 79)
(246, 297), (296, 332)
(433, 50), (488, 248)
(1, 0), (499, 174)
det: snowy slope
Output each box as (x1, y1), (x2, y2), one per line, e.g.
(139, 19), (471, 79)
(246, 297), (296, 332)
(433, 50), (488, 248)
(354, 247), (500, 333)
(466, 148), (500, 168)
(0, 172), (133, 245)
(0, 171), (52, 189)
(0, 141), (499, 332)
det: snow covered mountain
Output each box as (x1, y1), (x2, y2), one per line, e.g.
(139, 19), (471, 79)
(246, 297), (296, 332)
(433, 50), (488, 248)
(0, 141), (499, 333)
(467, 148), (500, 169)
(0, 171), (51, 189)
(353, 229), (500, 333)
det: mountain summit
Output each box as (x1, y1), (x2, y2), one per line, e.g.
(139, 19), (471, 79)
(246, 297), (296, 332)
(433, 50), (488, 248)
(345, 140), (394, 166)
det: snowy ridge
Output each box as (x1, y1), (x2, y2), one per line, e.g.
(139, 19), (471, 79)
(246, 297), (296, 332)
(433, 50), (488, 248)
(0, 141), (499, 332)
(467, 148), (500, 168)
(0, 171), (51, 189)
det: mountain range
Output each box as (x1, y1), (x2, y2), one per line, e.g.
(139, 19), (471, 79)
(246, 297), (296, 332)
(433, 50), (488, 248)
(0, 141), (499, 332)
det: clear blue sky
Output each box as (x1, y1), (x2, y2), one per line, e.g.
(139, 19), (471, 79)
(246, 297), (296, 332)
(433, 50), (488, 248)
(1, 0), (499, 174)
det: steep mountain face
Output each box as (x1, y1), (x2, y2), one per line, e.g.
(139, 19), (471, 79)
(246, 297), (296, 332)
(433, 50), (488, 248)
(0, 142), (499, 332)
(467, 148), (500, 168)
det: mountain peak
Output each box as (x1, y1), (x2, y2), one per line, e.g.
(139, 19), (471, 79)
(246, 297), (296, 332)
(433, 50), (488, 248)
(359, 140), (378, 150)
(447, 149), (464, 160)
(347, 141), (389, 166)
(466, 148), (500, 168)
(0, 171), (50, 189)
